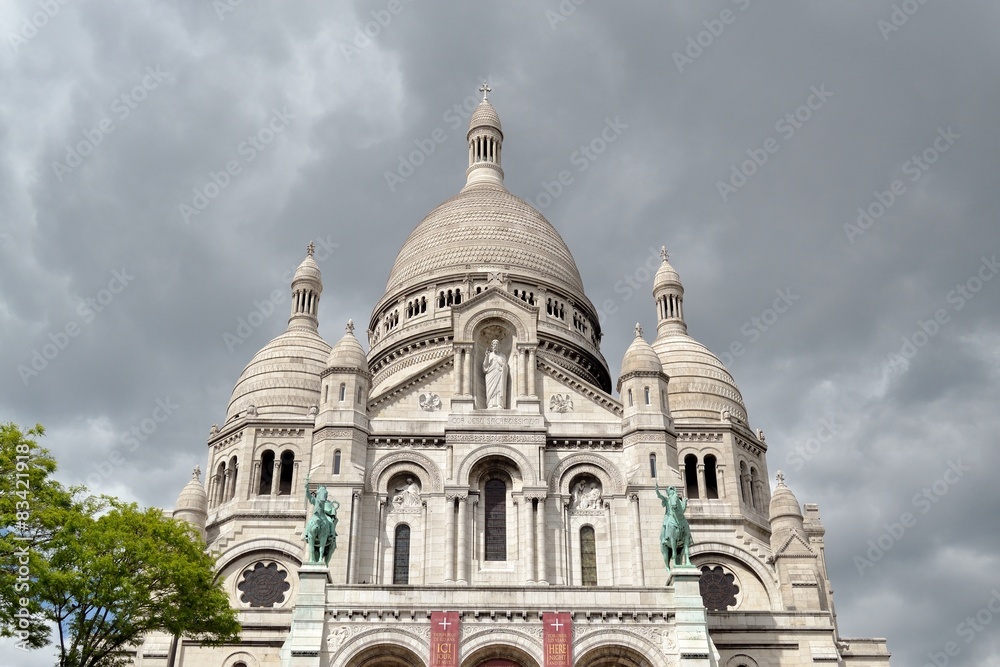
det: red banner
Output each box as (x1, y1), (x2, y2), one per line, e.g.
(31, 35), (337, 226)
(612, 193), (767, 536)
(542, 612), (572, 667)
(430, 611), (460, 667)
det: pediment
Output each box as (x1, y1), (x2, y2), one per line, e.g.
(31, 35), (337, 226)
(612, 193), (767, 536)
(775, 530), (816, 557)
(451, 285), (539, 344)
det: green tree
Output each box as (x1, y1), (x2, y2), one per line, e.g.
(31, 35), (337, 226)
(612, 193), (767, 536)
(1, 422), (240, 666)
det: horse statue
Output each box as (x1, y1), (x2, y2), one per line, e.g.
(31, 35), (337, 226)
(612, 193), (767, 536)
(304, 475), (339, 565)
(656, 483), (693, 570)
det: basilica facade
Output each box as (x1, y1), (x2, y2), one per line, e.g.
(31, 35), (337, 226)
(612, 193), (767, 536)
(141, 93), (891, 667)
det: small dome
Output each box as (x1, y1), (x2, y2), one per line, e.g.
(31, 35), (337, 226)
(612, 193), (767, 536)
(327, 320), (367, 370)
(468, 99), (502, 135)
(293, 253), (321, 285)
(174, 470), (207, 514)
(654, 248), (682, 290)
(653, 332), (748, 424)
(769, 472), (803, 523)
(621, 325), (662, 377)
(226, 328), (331, 422)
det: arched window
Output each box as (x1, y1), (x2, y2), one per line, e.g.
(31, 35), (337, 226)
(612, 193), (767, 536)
(324, 384), (329, 402)
(580, 526), (597, 586)
(333, 449), (342, 475)
(258, 450), (274, 495)
(644, 386), (651, 405)
(339, 382), (346, 402)
(739, 461), (749, 504)
(627, 389), (633, 406)
(649, 453), (657, 479)
(750, 466), (761, 509)
(228, 455), (238, 501)
(684, 453), (700, 499)
(277, 450), (294, 495)
(704, 454), (719, 499)
(215, 461), (226, 505)
(484, 479), (507, 561)
(393, 524), (411, 585)
(357, 386), (363, 404)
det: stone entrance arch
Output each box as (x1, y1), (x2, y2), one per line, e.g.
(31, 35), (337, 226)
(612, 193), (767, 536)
(575, 644), (657, 667)
(460, 644), (540, 667)
(342, 644), (426, 667)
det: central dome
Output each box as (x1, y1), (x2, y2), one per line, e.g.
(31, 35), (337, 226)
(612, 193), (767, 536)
(384, 183), (586, 297)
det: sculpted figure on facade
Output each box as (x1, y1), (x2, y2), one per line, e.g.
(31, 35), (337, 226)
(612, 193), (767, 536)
(571, 478), (603, 510)
(304, 475), (339, 565)
(656, 483), (692, 570)
(392, 477), (421, 508)
(483, 339), (507, 409)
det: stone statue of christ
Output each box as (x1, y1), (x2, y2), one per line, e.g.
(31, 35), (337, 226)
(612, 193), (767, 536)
(482, 339), (507, 409)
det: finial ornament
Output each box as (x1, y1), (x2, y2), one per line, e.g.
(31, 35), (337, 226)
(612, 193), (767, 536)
(307, 241), (315, 257)
(634, 322), (643, 338)
(660, 245), (669, 262)
(479, 81), (491, 101)
(346, 319), (355, 335)
(775, 470), (785, 486)
(192, 465), (201, 481)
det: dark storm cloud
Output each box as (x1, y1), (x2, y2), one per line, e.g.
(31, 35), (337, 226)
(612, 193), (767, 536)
(2, 1), (999, 663)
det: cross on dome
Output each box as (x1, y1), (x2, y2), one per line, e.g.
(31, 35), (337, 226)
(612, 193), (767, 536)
(192, 465), (201, 481)
(775, 470), (786, 486)
(307, 241), (315, 257)
(346, 319), (355, 335)
(660, 245), (669, 262)
(479, 81), (491, 101)
(634, 322), (643, 338)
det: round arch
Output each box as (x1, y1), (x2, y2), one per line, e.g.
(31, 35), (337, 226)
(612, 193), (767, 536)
(457, 445), (537, 487)
(689, 541), (781, 610)
(547, 453), (625, 497)
(368, 450), (444, 494)
(574, 634), (663, 667)
(459, 628), (543, 667)
(214, 537), (303, 576)
(335, 628), (428, 667)
(463, 308), (530, 342)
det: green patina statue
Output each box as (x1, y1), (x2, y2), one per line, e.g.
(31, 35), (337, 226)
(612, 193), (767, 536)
(304, 475), (339, 565)
(656, 483), (693, 570)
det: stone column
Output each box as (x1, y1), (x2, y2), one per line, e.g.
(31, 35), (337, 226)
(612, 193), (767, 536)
(604, 500), (616, 585)
(455, 347), (464, 395)
(517, 347), (526, 397)
(464, 349), (474, 397)
(521, 497), (535, 583)
(535, 496), (547, 583)
(629, 493), (645, 586)
(251, 461), (261, 497)
(348, 491), (362, 584)
(716, 465), (726, 498)
(445, 495), (456, 582)
(697, 464), (707, 500)
(271, 460), (281, 497)
(456, 496), (469, 584)
(527, 348), (536, 397)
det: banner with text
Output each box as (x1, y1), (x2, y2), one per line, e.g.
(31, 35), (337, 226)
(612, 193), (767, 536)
(430, 611), (460, 667)
(542, 612), (572, 667)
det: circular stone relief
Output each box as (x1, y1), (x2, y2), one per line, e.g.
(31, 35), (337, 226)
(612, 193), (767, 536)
(237, 561), (291, 608)
(699, 565), (740, 611)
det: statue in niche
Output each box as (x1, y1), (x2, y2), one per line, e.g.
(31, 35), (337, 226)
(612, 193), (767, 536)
(571, 478), (602, 510)
(392, 477), (421, 508)
(482, 339), (507, 409)
(304, 475), (339, 565)
(656, 483), (692, 570)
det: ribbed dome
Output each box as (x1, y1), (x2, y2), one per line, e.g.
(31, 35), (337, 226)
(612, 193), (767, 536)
(293, 254), (321, 284)
(769, 476), (803, 522)
(327, 322), (367, 370)
(469, 99), (502, 133)
(384, 183), (586, 297)
(652, 333), (748, 424)
(175, 475), (207, 513)
(621, 328), (662, 376)
(226, 328), (331, 422)
(654, 257), (682, 290)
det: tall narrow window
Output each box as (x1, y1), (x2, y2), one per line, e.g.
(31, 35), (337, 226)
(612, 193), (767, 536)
(644, 387), (651, 405)
(333, 449), (342, 475)
(339, 383), (346, 402)
(580, 526), (597, 586)
(628, 389), (633, 406)
(357, 386), (363, 404)
(393, 524), (411, 584)
(228, 455), (238, 501)
(649, 453), (657, 479)
(739, 461), (749, 504)
(750, 466), (760, 509)
(258, 450), (274, 495)
(484, 479), (507, 561)
(278, 450), (294, 495)
(215, 461), (227, 505)
(705, 454), (719, 499)
(684, 453), (700, 499)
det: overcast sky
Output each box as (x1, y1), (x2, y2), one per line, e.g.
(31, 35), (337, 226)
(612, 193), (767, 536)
(2, 1), (999, 665)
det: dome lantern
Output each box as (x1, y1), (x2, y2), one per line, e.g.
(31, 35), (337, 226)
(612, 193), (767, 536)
(289, 241), (323, 332)
(465, 82), (504, 188)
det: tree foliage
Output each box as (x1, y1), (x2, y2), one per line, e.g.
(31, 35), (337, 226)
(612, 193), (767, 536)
(1, 422), (240, 666)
